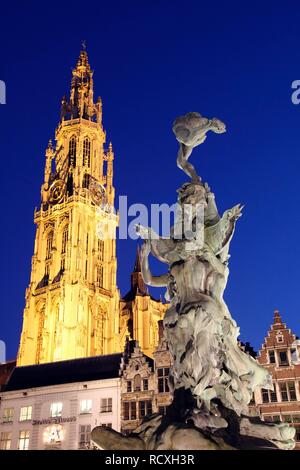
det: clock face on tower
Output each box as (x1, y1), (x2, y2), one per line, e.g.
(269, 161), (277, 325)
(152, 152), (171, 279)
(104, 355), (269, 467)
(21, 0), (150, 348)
(89, 180), (106, 206)
(49, 179), (65, 204)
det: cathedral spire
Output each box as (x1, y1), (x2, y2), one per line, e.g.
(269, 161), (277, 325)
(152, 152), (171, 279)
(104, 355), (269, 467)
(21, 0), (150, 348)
(60, 46), (102, 124)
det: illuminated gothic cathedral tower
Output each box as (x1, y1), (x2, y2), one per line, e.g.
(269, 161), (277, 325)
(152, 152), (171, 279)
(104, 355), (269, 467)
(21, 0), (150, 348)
(17, 49), (121, 366)
(17, 48), (166, 367)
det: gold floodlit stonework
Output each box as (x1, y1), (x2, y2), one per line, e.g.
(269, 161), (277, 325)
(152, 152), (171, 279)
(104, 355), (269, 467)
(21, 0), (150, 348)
(17, 49), (166, 366)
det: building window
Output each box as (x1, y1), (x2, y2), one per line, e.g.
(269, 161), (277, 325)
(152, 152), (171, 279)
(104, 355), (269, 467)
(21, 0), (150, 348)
(102, 423), (112, 429)
(262, 386), (277, 403)
(18, 430), (30, 450)
(60, 258), (65, 272)
(3, 408), (14, 423)
(80, 399), (92, 414)
(262, 390), (270, 403)
(100, 398), (112, 413)
(158, 368), (169, 393)
(83, 138), (91, 167)
(44, 425), (64, 445)
(46, 232), (53, 260)
(158, 406), (167, 415)
(268, 350), (276, 364)
(97, 265), (103, 287)
(279, 381), (297, 402)
(0, 432), (12, 450)
(296, 427), (300, 442)
(69, 137), (77, 167)
(134, 374), (141, 392)
(263, 415), (281, 423)
(143, 379), (149, 391)
(50, 402), (63, 418)
(139, 400), (152, 418)
(83, 173), (90, 189)
(20, 406), (32, 422)
(98, 239), (104, 261)
(61, 226), (68, 254)
(278, 350), (289, 366)
(79, 424), (91, 449)
(123, 402), (137, 421)
(127, 381), (132, 392)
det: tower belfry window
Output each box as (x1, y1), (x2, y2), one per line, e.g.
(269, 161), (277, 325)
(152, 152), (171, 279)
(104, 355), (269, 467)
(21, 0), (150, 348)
(46, 233), (53, 260)
(83, 138), (91, 167)
(61, 226), (68, 254)
(83, 173), (90, 189)
(69, 137), (77, 167)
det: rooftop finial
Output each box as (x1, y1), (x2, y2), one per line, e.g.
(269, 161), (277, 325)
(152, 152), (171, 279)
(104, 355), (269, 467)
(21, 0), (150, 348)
(81, 39), (87, 51)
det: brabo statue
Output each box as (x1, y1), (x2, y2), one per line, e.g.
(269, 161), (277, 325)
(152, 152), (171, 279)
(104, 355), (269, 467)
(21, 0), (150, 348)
(92, 112), (295, 450)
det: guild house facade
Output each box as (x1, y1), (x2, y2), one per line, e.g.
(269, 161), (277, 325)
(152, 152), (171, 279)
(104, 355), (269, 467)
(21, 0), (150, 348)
(250, 310), (300, 449)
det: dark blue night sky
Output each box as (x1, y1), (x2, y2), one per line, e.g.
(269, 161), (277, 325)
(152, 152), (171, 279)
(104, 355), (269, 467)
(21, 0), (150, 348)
(1, 1), (300, 360)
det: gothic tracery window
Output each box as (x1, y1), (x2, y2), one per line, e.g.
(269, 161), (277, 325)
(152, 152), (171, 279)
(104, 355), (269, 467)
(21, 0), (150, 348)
(69, 137), (77, 167)
(61, 226), (68, 254)
(46, 232), (53, 260)
(83, 138), (91, 167)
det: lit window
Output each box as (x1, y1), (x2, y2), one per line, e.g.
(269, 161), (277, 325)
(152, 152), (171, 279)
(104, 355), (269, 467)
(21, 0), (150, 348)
(0, 432), (12, 450)
(3, 408), (14, 423)
(50, 402), (63, 418)
(43, 425), (64, 445)
(80, 399), (92, 414)
(79, 425), (91, 449)
(18, 430), (30, 450)
(100, 398), (112, 413)
(20, 406), (32, 422)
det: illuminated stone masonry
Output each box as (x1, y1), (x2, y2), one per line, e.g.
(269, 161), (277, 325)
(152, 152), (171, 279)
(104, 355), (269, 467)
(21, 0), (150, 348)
(17, 48), (165, 367)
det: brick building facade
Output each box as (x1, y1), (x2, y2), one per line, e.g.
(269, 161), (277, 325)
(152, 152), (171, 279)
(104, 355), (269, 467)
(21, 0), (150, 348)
(251, 310), (300, 449)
